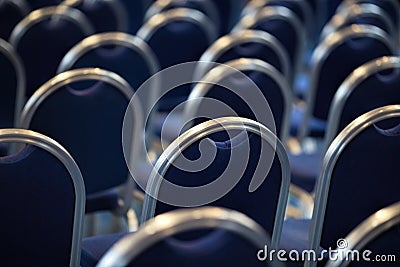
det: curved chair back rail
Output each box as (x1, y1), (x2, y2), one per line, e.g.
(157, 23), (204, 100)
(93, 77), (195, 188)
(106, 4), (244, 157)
(233, 5), (306, 81)
(240, 0), (313, 40)
(298, 24), (395, 139)
(61, 0), (129, 32)
(141, 116), (290, 249)
(320, 3), (396, 45)
(0, 0), (29, 40)
(325, 201), (400, 267)
(98, 207), (279, 267)
(325, 56), (400, 151)
(306, 105), (400, 267)
(194, 29), (291, 82)
(0, 38), (26, 127)
(183, 58), (293, 142)
(144, 0), (220, 33)
(19, 68), (143, 213)
(57, 31), (160, 124)
(0, 128), (85, 267)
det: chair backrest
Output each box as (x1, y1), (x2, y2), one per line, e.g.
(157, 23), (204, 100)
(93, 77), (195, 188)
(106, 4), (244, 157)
(0, 38), (25, 129)
(98, 207), (279, 267)
(141, 117), (290, 249)
(298, 24), (395, 139)
(137, 7), (217, 111)
(325, 56), (400, 150)
(182, 58), (292, 142)
(321, 3), (396, 46)
(209, 0), (247, 34)
(325, 201), (400, 267)
(62, 0), (129, 33)
(19, 68), (143, 206)
(233, 5), (305, 82)
(144, 0), (220, 34)
(9, 5), (94, 98)
(0, 128), (85, 266)
(57, 32), (159, 135)
(25, 0), (61, 9)
(0, 0), (29, 40)
(306, 105), (400, 267)
(194, 29), (291, 82)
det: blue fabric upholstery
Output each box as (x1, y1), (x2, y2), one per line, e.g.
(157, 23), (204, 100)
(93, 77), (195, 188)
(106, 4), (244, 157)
(211, 0), (246, 34)
(25, 0), (60, 9)
(119, 0), (153, 34)
(73, 1), (119, 33)
(15, 18), (88, 98)
(0, 2), (25, 40)
(0, 48), (17, 129)
(0, 145), (76, 266)
(290, 105), (326, 137)
(264, 1), (308, 28)
(86, 188), (120, 213)
(28, 82), (129, 196)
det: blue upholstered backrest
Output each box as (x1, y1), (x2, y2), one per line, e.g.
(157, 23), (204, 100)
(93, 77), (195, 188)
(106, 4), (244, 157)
(211, 0), (246, 34)
(155, 131), (282, 235)
(0, 2), (25, 40)
(321, 122), (400, 249)
(265, 1), (307, 26)
(25, 0), (60, 9)
(28, 82), (129, 194)
(0, 145), (75, 266)
(73, 1), (119, 33)
(15, 18), (88, 98)
(0, 50), (17, 128)
(313, 35), (392, 121)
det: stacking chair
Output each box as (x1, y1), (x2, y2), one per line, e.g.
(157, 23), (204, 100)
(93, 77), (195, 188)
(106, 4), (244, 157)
(24, 0), (61, 9)
(284, 105), (400, 267)
(144, 0), (220, 34)
(62, 0), (129, 33)
(294, 24), (395, 139)
(233, 6), (306, 83)
(118, 0), (153, 33)
(194, 29), (291, 82)
(93, 207), (278, 267)
(142, 117), (290, 250)
(0, 39), (25, 156)
(325, 201), (400, 267)
(9, 5), (94, 98)
(0, 0), (29, 40)
(19, 68), (144, 218)
(208, 0), (247, 34)
(137, 7), (217, 111)
(0, 128), (85, 266)
(320, 3), (397, 47)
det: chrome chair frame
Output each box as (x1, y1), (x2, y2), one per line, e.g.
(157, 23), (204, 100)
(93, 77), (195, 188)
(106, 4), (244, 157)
(183, 58), (293, 143)
(0, 128), (85, 267)
(98, 207), (279, 267)
(306, 105), (400, 267)
(298, 24), (395, 140)
(19, 68), (143, 216)
(141, 116), (290, 249)
(194, 29), (291, 82)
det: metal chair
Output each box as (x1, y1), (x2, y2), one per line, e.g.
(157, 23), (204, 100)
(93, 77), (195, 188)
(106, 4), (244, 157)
(142, 116), (290, 250)
(0, 0), (29, 40)
(94, 207), (279, 267)
(0, 128), (85, 266)
(9, 5), (94, 98)
(19, 68), (144, 218)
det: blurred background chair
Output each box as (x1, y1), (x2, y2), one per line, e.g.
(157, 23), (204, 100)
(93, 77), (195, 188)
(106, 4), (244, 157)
(0, 0), (29, 40)
(9, 5), (94, 99)
(0, 128), (85, 266)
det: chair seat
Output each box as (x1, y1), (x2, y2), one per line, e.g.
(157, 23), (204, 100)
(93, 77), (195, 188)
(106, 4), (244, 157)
(290, 105), (326, 137)
(86, 188), (121, 214)
(289, 148), (324, 192)
(81, 232), (128, 267)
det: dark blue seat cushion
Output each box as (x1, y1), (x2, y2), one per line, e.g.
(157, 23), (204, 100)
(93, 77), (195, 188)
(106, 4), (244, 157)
(86, 188), (120, 213)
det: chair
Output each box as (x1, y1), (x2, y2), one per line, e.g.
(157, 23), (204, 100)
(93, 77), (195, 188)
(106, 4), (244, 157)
(25, 0), (61, 9)
(62, 0), (129, 33)
(94, 207), (279, 267)
(295, 24), (395, 139)
(57, 32), (160, 142)
(233, 6), (306, 84)
(320, 3), (397, 47)
(9, 5), (94, 98)
(19, 68), (144, 216)
(209, 0), (247, 34)
(0, 128), (85, 266)
(194, 29), (291, 82)
(302, 105), (400, 266)
(0, 0), (29, 40)
(325, 201), (400, 267)
(118, 0), (153, 33)
(137, 7), (217, 111)
(141, 116), (290, 250)
(144, 0), (220, 34)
